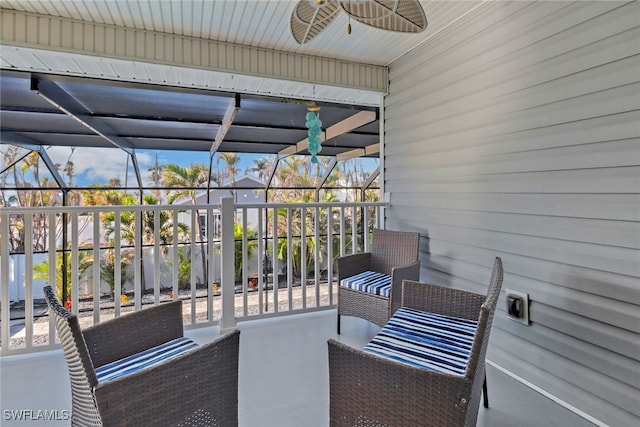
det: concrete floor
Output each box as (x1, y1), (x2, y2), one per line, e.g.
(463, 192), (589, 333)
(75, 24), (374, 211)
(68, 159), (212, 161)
(0, 309), (597, 427)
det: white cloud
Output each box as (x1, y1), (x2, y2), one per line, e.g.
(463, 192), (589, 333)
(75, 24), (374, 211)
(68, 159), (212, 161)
(47, 146), (149, 186)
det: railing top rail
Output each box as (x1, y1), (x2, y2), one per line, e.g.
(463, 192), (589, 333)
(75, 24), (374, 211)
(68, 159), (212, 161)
(0, 201), (388, 214)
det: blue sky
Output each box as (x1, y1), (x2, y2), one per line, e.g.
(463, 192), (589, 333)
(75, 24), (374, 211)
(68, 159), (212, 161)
(2, 144), (378, 189)
(40, 146), (276, 188)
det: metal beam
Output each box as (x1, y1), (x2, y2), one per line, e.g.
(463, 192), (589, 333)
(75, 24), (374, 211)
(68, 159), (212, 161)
(0, 131), (67, 189)
(279, 110), (377, 156)
(336, 143), (380, 161)
(362, 166), (380, 190)
(316, 158), (338, 191)
(265, 157), (282, 191)
(128, 152), (144, 190)
(30, 77), (135, 154)
(361, 166), (381, 201)
(211, 94), (241, 154)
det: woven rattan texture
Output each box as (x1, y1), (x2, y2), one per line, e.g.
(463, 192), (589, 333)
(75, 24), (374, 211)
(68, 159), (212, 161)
(329, 257), (503, 427)
(44, 286), (240, 427)
(337, 229), (420, 333)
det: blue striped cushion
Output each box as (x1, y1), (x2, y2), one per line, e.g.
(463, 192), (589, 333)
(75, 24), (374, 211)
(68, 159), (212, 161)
(340, 271), (392, 297)
(95, 337), (198, 383)
(363, 307), (478, 375)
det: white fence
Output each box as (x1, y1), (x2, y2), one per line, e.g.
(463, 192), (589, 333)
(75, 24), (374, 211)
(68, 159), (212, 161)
(0, 198), (386, 355)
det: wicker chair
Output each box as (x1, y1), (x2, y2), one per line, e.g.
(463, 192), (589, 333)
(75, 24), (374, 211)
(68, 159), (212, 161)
(43, 286), (240, 427)
(328, 257), (504, 427)
(337, 228), (420, 333)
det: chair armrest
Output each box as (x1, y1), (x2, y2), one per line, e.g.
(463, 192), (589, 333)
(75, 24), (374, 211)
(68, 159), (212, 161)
(96, 329), (240, 427)
(83, 300), (184, 367)
(389, 261), (420, 315)
(337, 252), (372, 280)
(401, 280), (486, 321)
(328, 338), (471, 427)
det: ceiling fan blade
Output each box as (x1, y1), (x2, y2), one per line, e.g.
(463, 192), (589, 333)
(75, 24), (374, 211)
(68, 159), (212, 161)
(291, 0), (341, 44)
(339, 0), (427, 33)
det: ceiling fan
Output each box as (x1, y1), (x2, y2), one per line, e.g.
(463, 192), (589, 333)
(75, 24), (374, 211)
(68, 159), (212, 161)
(290, 0), (427, 44)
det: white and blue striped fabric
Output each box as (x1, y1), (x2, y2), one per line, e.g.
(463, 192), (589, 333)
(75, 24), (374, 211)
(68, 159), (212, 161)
(95, 337), (198, 383)
(340, 271), (392, 297)
(363, 307), (478, 376)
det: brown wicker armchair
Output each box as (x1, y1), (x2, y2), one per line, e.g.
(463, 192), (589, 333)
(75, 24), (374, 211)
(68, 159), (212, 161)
(328, 257), (504, 427)
(337, 228), (420, 333)
(43, 286), (240, 427)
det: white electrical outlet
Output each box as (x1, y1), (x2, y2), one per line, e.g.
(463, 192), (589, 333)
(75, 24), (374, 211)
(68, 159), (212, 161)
(505, 288), (529, 325)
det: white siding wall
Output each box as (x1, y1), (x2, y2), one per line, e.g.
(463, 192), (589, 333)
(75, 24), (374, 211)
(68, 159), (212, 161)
(384, 2), (639, 426)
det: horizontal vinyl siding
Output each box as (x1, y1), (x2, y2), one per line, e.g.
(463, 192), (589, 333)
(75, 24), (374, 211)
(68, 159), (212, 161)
(384, 1), (640, 426)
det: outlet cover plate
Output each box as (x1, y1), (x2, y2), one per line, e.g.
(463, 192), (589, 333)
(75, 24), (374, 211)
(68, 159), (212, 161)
(505, 288), (529, 325)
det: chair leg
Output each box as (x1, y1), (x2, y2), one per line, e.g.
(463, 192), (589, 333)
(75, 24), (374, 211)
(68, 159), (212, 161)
(337, 312), (341, 334)
(483, 375), (489, 408)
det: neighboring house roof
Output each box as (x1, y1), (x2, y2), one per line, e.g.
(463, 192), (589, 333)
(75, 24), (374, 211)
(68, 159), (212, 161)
(179, 176), (265, 206)
(222, 175), (265, 188)
(173, 176), (266, 206)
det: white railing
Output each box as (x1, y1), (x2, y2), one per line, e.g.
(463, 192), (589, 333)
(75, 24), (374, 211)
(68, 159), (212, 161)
(0, 198), (386, 355)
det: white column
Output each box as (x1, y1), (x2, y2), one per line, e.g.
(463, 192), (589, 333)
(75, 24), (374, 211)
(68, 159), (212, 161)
(220, 197), (236, 331)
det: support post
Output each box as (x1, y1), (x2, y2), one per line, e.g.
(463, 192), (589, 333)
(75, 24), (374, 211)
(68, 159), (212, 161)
(220, 197), (237, 331)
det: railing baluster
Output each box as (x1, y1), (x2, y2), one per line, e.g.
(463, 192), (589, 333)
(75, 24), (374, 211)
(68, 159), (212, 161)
(301, 206), (307, 310)
(287, 207), (293, 311)
(0, 212), (10, 354)
(154, 206), (161, 305)
(114, 212), (121, 317)
(24, 214), (33, 350)
(172, 208), (179, 303)
(314, 206), (320, 308)
(327, 207), (333, 306)
(48, 212), (56, 345)
(363, 208), (370, 253)
(340, 206), (345, 256)
(92, 211), (101, 324)
(70, 212), (79, 316)
(242, 207), (248, 318)
(272, 206), (278, 313)
(257, 207), (264, 316)
(207, 206), (214, 322)
(134, 209), (142, 311)
(351, 208), (357, 254)
(190, 210), (197, 325)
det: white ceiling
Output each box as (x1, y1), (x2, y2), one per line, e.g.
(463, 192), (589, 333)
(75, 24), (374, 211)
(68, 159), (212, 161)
(0, 0), (484, 66)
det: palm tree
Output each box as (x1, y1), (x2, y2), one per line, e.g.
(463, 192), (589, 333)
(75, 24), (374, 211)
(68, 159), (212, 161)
(102, 195), (189, 250)
(161, 163), (210, 285)
(269, 156), (342, 279)
(63, 160), (74, 186)
(100, 193), (190, 295)
(33, 251), (93, 303)
(162, 163), (208, 204)
(219, 152), (241, 203)
(233, 222), (258, 282)
(21, 151), (43, 206)
(148, 154), (162, 200)
(15, 152), (63, 252)
(249, 158), (270, 182)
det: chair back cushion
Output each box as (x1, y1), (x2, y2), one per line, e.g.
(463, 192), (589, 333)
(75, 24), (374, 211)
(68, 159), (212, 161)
(370, 229), (420, 275)
(43, 286), (103, 426)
